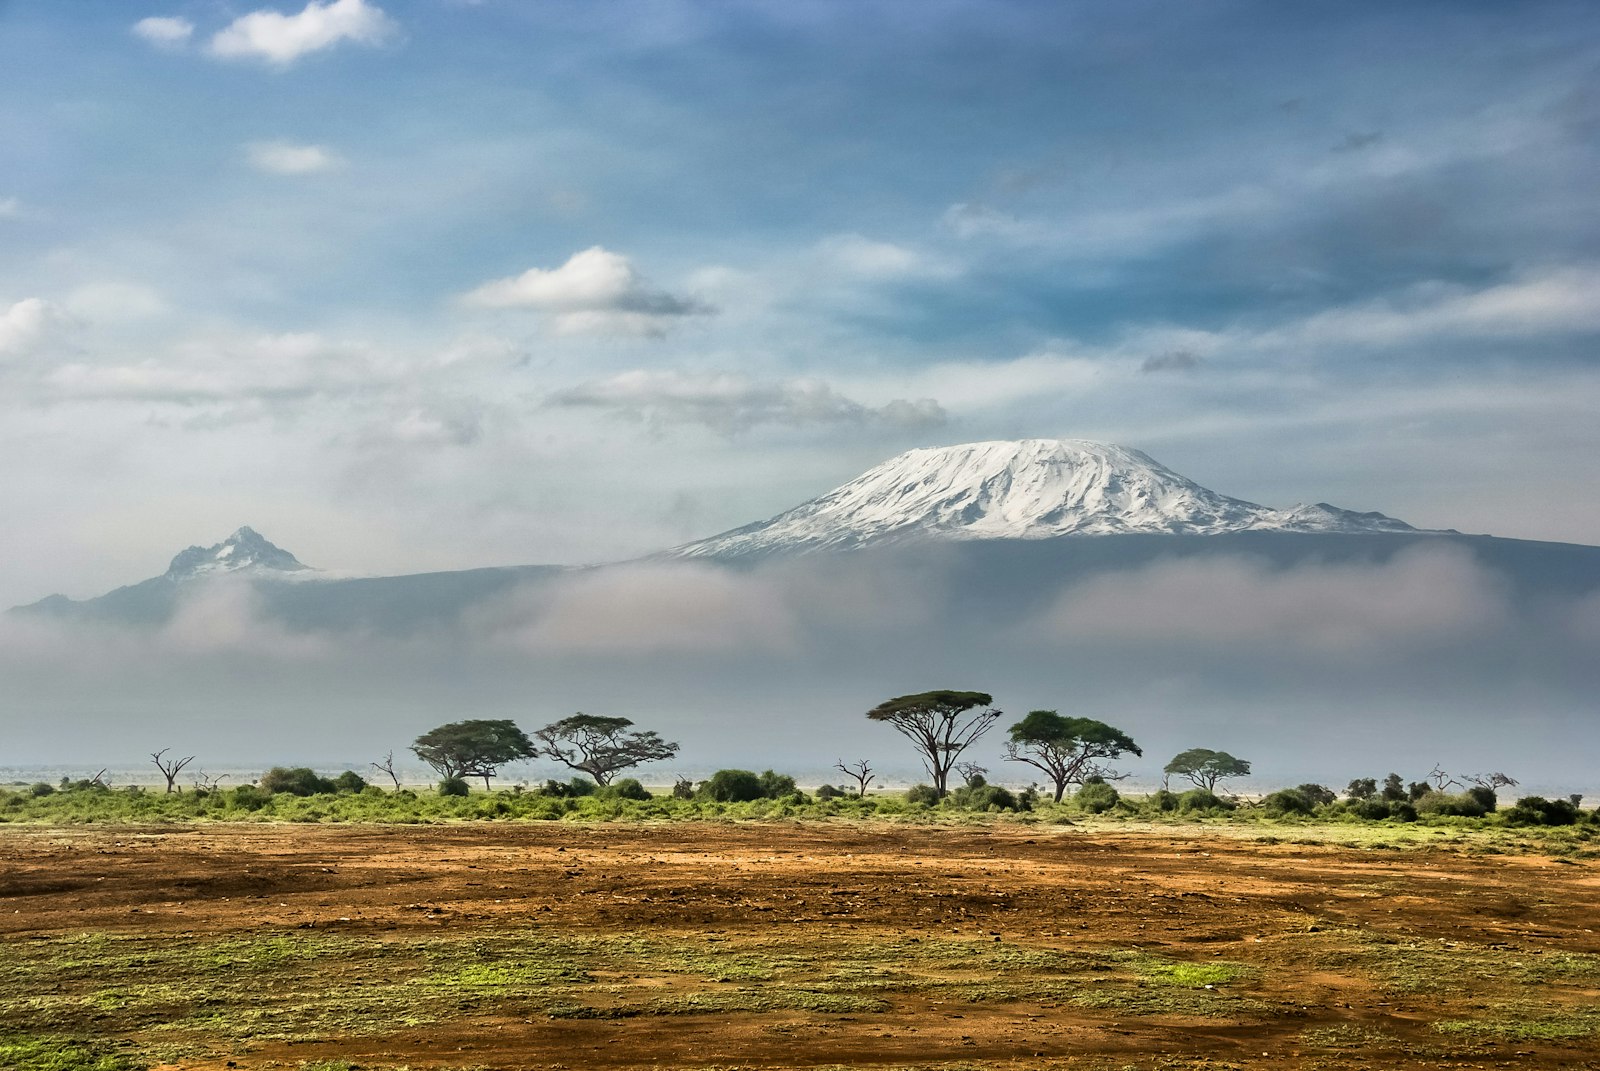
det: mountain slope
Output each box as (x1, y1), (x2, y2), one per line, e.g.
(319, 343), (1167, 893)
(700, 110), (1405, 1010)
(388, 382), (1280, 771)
(670, 439), (1421, 560)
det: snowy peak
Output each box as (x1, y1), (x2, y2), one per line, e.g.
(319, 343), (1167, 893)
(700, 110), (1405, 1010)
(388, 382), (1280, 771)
(163, 526), (310, 580)
(671, 439), (1418, 559)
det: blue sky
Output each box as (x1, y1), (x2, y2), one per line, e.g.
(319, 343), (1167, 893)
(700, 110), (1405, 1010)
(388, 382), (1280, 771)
(3, 0), (1599, 603)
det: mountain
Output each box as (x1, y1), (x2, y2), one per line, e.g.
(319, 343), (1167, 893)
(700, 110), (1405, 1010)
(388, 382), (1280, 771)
(669, 439), (1422, 560)
(163, 526), (311, 580)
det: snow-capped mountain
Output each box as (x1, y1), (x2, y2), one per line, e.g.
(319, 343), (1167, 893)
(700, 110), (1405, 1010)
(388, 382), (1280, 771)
(671, 439), (1421, 559)
(163, 526), (311, 580)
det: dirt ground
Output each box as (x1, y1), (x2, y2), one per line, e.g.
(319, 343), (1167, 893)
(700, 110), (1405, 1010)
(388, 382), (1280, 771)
(3, 821), (1599, 1070)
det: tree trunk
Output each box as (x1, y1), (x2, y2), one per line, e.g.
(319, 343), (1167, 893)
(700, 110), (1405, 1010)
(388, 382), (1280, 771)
(1053, 780), (1066, 804)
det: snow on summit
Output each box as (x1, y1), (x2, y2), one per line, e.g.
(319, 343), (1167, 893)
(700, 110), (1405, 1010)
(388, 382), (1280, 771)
(671, 439), (1419, 558)
(162, 526), (310, 580)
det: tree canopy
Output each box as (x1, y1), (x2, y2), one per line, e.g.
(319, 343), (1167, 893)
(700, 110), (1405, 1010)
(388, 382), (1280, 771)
(411, 719), (535, 789)
(532, 714), (679, 786)
(866, 690), (1001, 798)
(1163, 748), (1251, 792)
(1003, 710), (1141, 802)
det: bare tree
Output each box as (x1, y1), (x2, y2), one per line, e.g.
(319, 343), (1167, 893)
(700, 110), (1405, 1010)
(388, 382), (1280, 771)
(834, 759), (875, 798)
(1427, 764), (1460, 791)
(151, 749), (194, 794)
(1463, 771), (1519, 791)
(371, 751), (402, 790)
(85, 769), (110, 788)
(955, 761), (988, 788)
(193, 771), (228, 793)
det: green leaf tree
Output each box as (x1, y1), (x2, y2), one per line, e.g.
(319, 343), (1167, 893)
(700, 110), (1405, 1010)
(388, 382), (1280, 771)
(1163, 748), (1251, 793)
(411, 718), (535, 790)
(866, 690), (1001, 798)
(532, 714), (679, 786)
(1003, 711), (1141, 803)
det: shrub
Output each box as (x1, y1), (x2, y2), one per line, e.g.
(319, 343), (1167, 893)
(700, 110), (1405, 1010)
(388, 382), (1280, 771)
(1465, 785), (1498, 813)
(757, 770), (798, 798)
(1075, 781), (1120, 813)
(1296, 783), (1337, 807)
(230, 784), (269, 811)
(259, 767), (337, 796)
(540, 777), (596, 798)
(700, 769), (765, 803)
(437, 777), (470, 797)
(1415, 790), (1489, 818)
(1261, 788), (1313, 817)
(1347, 798), (1393, 820)
(1178, 788), (1234, 813)
(1150, 789), (1179, 812)
(1391, 801), (1418, 822)
(332, 770), (368, 793)
(815, 783), (846, 801)
(601, 778), (651, 801)
(1504, 796), (1581, 826)
(27, 782), (54, 798)
(951, 783), (1018, 811)
(1345, 777), (1378, 801)
(904, 784), (941, 806)
(671, 777), (695, 800)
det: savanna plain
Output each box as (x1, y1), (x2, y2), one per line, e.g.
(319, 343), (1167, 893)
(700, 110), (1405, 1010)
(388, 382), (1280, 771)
(5, 813), (1600, 1071)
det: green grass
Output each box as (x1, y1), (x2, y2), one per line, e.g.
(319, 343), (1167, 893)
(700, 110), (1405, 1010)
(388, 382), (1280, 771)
(0, 1036), (142, 1071)
(1434, 1005), (1600, 1041)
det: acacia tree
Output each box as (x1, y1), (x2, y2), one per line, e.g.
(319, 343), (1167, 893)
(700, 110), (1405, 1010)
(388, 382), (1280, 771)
(1003, 711), (1141, 803)
(151, 749), (194, 794)
(866, 690), (1001, 798)
(532, 714), (679, 786)
(1163, 748), (1251, 793)
(411, 719), (536, 790)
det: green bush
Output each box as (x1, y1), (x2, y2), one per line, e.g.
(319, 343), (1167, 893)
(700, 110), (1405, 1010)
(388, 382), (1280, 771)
(1504, 796), (1581, 826)
(1261, 788), (1313, 817)
(951, 783), (1019, 811)
(331, 770), (368, 793)
(229, 785), (269, 811)
(437, 777), (470, 797)
(1074, 781), (1120, 814)
(259, 767), (337, 796)
(1465, 785), (1498, 813)
(1296, 783), (1337, 807)
(540, 777), (597, 798)
(671, 777), (695, 799)
(601, 778), (651, 801)
(904, 784), (941, 806)
(815, 783), (846, 800)
(757, 770), (798, 798)
(700, 769), (764, 802)
(1150, 788), (1179, 812)
(1178, 788), (1233, 813)
(27, 783), (54, 798)
(1415, 790), (1489, 818)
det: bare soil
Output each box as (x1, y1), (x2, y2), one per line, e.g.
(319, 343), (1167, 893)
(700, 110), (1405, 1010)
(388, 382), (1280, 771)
(3, 821), (1599, 1070)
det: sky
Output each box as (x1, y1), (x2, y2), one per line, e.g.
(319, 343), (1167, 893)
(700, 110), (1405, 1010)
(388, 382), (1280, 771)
(1, 0), (1598, 607)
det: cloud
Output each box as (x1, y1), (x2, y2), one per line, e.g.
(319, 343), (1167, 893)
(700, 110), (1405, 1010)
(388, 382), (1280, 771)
(1027, 545), (1509, 661)
(208, 0), (396, 67)
(460, 246), (710, 336)
(1140, 349), (1203, 374)
(245, 141), (342, 175)
(132, 16), (195, 49)
(814, 234), (957, 279)
(0, 197), (20, 219)
(479, 564), (800, 656)
(1273, 266), (1600, 347)
(63, 282), (169, 322)
(0, 298), (65, 357)
(548, 370), (947, 434)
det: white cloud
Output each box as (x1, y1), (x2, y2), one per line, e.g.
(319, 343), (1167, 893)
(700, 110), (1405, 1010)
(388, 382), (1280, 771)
(0, 197), (20, 219)
(814, 234), (956, 279)
(245, 141), (341, 175)
(0, 298), (64, 357)
(208, 0), (396, 67)
(461, 246), (710, 336)
(64, 282), (169, 322)
(548, 369), (947, 434)
(132, 16), (195, 48)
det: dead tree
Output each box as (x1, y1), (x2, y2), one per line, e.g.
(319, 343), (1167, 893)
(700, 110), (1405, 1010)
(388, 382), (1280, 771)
(834, 759), (875, 798)
(1464, 771), (1519, 791)
(1427, 764), (1460, 791)
(151, 749), (195, 794)
(193, 771), (228, 793)
(371, 751), (402, 790)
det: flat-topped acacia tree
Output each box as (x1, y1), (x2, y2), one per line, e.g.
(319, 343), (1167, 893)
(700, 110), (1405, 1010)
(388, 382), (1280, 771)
(411, 719), (536, 790)
(866, 690), (1001, 799)
(1164, 748), (1251, 793)
(533, 714), (680, 786)
(1003, 710), (1141, 803)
